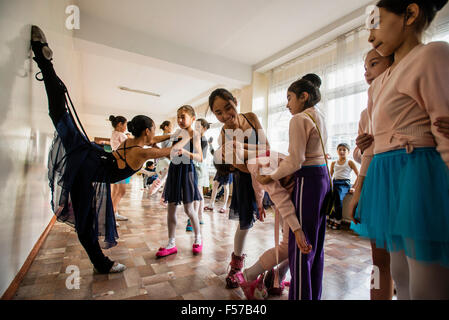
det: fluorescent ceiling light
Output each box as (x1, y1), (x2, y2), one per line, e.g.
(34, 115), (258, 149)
(118, 86), (161, 97)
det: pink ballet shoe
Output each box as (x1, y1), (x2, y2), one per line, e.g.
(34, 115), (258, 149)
(149, 178), (162, 195)
(233, 272), (268, 300)
(204, 206), (213, 211)
(219, 208), (226, 213)
(264, 268), (286, 296)
(156, 246), (177, 258)
(226, 252), (246, 289)
(264, 269), (285, 296)
(192, 242), (203, 255)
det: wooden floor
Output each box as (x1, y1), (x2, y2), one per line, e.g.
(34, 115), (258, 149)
(13, 177), (374, 300)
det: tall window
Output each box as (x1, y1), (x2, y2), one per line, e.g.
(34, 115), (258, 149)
(267, 27), (371, 164)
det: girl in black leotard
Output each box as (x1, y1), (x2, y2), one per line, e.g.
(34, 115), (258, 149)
(31, 26), (181, 274)
(208, 88), (270, 289)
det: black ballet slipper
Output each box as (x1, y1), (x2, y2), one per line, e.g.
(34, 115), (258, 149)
(30, 25), (53, 71)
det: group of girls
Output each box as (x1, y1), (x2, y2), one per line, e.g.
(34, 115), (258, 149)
(32, 0), (449, 301)
(347, 0), (449, 300)
(204, 0), (449, 301)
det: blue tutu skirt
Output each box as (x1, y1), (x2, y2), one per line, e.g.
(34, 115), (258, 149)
(355, 147), (449, 267)
(229, 170), (259, 230)
(213, 172), (233, 185)
(163, 161), (203, 205)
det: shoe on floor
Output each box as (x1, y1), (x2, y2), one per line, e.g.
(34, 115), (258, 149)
(115, 213), (128, 221)
(110, 263), (126, 273)
(94, 262), (126, 274)
(264, 268), (286, 296)
(233, 272), (268, 300)
(116, 221), (120, 227)
(156, 246), (178, 258)
(192, 242), (203, 255)
(186, 219), (193, 232)
(331, 223), (341, 230)
(225, 252), (246, 289)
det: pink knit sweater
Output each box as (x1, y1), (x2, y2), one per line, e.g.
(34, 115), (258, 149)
(361, 42), (449, 175)
(270, 106), (327, 180)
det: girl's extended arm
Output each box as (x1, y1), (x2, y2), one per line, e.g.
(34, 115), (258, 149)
(150, 134), (172, 145)
(141, 147), (172, 160)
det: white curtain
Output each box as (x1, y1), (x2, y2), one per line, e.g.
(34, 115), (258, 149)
(267, 26), (371, 157)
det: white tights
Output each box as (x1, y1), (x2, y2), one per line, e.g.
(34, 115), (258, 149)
(209, 181), (230, 210)
(166, 201), (201, 248)
(194, 187), (204, 222)
(234, 224), (249, 257)
(390, 250), (449, 300)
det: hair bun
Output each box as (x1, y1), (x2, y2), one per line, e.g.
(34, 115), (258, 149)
(127, 121), (134, 133)
(109, 115), (116, 122)
(432, 0), (448, 11)
(301, 73), (322, 89)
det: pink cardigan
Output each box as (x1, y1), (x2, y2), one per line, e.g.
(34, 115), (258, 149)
(361, 42), (449, 175)
(270, 107), (327, 180)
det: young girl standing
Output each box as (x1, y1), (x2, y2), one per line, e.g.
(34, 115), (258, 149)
(350, 49), (395, 300)
(257, 74), (330, 300)
(31, 26), (179, 273)
(214, 142), (309, 300)
(109, 115), (130, 223)
(190, 118), (210, 228)
(205, 152), (233, 213)
(208, 88), (268, 289)
(350, 0), (449, 299)
(157, 106), (204, 257)
(328, 143), (358, 230)
(149, 120), (173, 196)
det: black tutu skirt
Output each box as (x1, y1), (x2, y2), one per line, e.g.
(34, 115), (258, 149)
(163, 161), (203, 205)
(229, 170), (260, 230)
(213, 172), (233, 185)
(48, 112), (131, 249)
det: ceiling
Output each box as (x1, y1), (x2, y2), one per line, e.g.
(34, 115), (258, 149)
(73, 0), (375, 127)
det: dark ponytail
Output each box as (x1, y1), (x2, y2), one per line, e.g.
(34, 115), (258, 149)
(377, 0), (448, 32)
(160, 120), (171, 131)
(197, 118), (210, 130)
(109, 115), (127, 129)
(288, 73), (322, 109)
(127, 115), (154, 137)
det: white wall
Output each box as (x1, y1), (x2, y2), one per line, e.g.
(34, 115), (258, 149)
(0, 0), (82, 296)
